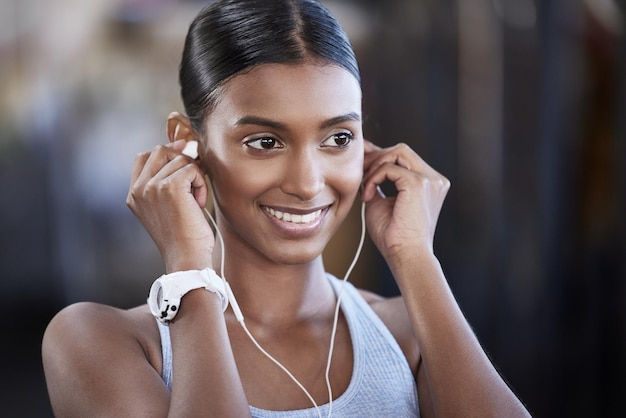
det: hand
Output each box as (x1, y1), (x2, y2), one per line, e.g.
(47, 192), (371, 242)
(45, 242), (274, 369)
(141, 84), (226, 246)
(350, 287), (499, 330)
(126, 140), (214, 272)
(361, 140), (450, 260)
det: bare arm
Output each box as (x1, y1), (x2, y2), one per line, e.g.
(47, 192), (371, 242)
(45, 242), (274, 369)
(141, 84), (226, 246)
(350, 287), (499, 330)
(391, 249), (528, 416)
(43, 140), (251, 417)
(167, 289), (249, 417)
(42, 299), (250, 418)
(126, 139), (251, 417)
(361, 141), (530, 417)
(42, 303), (171, 418)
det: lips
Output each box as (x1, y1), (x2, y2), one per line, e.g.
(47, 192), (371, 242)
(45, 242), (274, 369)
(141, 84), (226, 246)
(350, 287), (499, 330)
(262, 206), (324, 224)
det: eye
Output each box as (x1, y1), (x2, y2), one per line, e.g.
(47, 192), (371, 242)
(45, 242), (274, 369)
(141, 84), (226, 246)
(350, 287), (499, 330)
(245, 136), (284, 150)
(321, 131), (353, 148)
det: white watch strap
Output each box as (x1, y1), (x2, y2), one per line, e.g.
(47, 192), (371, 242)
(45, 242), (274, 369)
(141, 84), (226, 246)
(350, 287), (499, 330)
(148, 268), (228, 324)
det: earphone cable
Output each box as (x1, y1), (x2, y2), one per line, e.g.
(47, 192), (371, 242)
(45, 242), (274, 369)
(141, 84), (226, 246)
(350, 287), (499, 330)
(202, 200), (367, 418)
(324, 201), (366, 418)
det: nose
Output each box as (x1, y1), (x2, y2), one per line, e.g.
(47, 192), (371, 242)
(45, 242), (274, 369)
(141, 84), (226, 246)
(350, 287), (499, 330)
(280, 148), (325, 201)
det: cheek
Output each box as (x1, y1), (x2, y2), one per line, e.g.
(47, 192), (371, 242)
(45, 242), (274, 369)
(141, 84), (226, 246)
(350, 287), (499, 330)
(209, 160), (259, 202)
(204, 151), (280, 210)
(330, 154), (364, 201)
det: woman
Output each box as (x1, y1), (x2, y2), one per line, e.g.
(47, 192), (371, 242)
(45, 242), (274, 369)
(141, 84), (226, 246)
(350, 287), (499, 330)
(42, 0), (531, 416)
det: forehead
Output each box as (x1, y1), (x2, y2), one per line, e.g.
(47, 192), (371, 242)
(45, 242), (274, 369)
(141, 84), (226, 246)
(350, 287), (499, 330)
(206, 63), (362, 128)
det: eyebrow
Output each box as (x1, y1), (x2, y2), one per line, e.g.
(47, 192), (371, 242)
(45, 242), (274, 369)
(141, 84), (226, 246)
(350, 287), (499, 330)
(320, 112), (361, 129)
(234, 112), (361, 130)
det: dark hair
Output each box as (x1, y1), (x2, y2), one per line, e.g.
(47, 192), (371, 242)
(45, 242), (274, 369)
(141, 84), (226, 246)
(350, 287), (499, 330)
(179, 0), (360, 132)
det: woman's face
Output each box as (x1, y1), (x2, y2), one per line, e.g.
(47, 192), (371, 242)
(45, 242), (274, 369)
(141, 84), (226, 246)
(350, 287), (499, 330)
(200, 63), (363, 265)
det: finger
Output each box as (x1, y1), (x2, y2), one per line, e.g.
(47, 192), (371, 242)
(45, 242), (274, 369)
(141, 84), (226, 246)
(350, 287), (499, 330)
(364, 139), (382, 152)
(164, 163), (209, 208)
(364, 159), (449, 202)
(149, 154), (198, 182)
(128, 148), (207, 213)
(128, 150), (154, 210)
(363, 140), (384, 170)
(130, 151), (151, 186)
(362, 162), (414, 202)
(130, 140), (186, 184)
(134, 142), (192, 186)
(365, 143), (434, 180)
(152, 154), (207, 198)
(368, 143), (416, 172)
(147, 155), (209, 204)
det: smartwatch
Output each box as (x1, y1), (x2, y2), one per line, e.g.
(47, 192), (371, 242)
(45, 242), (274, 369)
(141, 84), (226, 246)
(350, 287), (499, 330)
(147, 268), (228, 324)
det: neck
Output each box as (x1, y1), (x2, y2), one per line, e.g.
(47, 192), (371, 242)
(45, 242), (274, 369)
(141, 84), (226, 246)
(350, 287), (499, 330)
(213, 244), (335, 328)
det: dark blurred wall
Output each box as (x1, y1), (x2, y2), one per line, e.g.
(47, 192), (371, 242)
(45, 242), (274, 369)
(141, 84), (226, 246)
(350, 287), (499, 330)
(0, 0), (624, 416)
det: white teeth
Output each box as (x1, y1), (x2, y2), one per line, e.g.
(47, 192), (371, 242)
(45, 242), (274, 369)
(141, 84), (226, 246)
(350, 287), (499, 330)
(264, 207), (323, 224)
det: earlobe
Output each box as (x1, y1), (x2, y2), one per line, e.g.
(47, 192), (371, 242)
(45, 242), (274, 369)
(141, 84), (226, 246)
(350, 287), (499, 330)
(167, 112), (198, 143)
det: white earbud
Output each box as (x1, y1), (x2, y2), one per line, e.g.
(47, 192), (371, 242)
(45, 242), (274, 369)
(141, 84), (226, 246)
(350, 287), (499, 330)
(181, 140), (199, 159)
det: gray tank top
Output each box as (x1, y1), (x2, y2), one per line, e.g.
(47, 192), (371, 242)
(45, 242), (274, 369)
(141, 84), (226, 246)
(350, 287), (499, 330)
(157, 274), (419, 417)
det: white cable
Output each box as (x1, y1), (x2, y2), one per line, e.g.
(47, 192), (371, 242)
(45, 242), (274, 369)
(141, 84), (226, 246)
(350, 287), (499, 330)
(240, 320), (323, 417)
(202, 200), (367, 418)
(203, 207), (322, 418)
(324, 201), (366, 418)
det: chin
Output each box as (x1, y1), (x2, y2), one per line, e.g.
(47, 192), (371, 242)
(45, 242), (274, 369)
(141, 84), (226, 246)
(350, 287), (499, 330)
(278, 254), (321, 266)
(265, 244), (325, 266)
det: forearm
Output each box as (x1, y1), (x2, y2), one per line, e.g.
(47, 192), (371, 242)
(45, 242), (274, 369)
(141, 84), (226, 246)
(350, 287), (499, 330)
(387, 248), (530, 417)
(168, 289), (251, 418)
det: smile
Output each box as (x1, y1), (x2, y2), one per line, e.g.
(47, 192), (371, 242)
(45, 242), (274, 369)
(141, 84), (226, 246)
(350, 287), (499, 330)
(262, 207), (324, 224)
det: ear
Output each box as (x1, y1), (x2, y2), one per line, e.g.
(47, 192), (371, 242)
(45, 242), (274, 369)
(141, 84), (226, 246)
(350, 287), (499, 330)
(167, 112), (198, 143)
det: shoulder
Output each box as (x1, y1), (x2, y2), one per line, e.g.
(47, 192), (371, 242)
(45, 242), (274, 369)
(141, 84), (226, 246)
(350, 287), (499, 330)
(42, 302), (165, 416)
(43, 301), (161, 370)
(356, 288), (420, 375)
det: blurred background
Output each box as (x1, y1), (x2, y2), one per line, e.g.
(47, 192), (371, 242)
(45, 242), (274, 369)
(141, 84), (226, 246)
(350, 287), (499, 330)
(1, 0), (624, 416)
